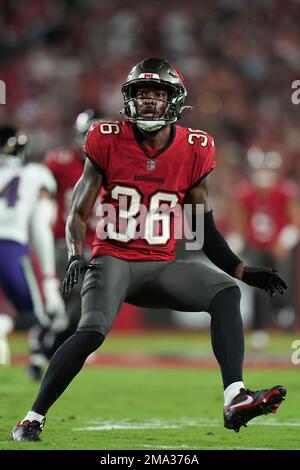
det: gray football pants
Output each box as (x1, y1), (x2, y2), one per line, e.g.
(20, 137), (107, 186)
(78, 255), (236, 337)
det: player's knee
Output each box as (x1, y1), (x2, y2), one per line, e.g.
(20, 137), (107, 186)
(74, 330), (105, 353)
(209, 285), (241, 314)
(226, 285), (241, 301)
(77, 314), (112, 339)
(218, 285), (241, 302)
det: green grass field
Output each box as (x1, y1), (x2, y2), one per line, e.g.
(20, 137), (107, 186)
(0, 331), (299, 450)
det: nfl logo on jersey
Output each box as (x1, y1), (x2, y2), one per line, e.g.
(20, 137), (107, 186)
(146, 160), (155, 171)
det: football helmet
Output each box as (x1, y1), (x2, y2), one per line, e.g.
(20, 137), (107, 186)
(247, 146), (283, 189)
(74, 109), (103, 148)
(247, 146), (283, 170)
(0, 126), (28, 166)
(121, 58), (188, 132)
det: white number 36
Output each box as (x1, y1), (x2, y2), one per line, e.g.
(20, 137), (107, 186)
(188, 128), (211, 146)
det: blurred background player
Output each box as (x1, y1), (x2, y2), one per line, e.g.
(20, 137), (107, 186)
(0, 125), (66, 374)
(44, 109), (102, 356)
(227, 146), (300, 347)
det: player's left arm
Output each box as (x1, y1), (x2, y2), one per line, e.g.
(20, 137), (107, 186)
(189, 177), (288, 297)
(61, 158), (102, 296)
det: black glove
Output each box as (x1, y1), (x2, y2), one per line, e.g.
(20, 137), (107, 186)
(61, 255), (92, 297)
(242, 266), (288, 297)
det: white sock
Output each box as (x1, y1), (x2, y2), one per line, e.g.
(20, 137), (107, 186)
(22, 410), (45, 424)
(224, 381), (245, 406)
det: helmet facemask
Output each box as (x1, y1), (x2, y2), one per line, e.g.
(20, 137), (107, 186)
(122, 78), (187, 132)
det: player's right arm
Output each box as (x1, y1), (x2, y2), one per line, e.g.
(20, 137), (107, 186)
(62, 159), (102, 296)
(66, 158), (102, 258)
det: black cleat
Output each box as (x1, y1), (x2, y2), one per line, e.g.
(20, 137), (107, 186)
(224, 385), (286, 432)
(11, 418), (45, 441)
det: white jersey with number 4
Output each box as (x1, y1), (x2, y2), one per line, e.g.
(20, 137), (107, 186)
(0, 162), (57, 245)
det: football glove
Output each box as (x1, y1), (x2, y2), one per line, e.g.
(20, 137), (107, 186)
(242, 266), (288, 297)
(61, 255), (93, 297)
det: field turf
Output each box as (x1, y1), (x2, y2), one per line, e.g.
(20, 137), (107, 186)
(0, 331), (299, 450)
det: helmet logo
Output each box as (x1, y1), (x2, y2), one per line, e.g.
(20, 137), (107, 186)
(138, 73), (160, 79)
(146, 160), (156, 171)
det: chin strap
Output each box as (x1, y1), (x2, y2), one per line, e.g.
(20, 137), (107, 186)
(119, 108), (166, 132)
(136, 120), (167, 132)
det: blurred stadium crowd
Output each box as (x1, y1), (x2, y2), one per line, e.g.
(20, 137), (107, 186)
(0, 0), (299, 341)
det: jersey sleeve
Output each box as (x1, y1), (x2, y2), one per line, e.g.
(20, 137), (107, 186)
(45, 149), (74, 174)
(190, 133), (216, 189)
(83, 122), (107, 175)
(45, 151), (57, 173)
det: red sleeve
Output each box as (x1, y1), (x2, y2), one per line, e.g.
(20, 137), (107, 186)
(190, 133), (216, 188)
(45, 150), (57, 174)
(44, 149), (74, 175)
(83, 122), (107, 175)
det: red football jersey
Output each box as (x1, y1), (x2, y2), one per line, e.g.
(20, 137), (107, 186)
(45, 149), (97, 246)
(83, 121), (216, 261)
(236, 180), (298, 250)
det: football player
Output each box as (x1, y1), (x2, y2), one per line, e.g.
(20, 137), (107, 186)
(0, 126), (65, 372)
(227, 146), (300, 342)
(12, 59), (287, 441)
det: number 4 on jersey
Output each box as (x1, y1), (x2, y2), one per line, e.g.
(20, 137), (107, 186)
(0, 177), (20, 207)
